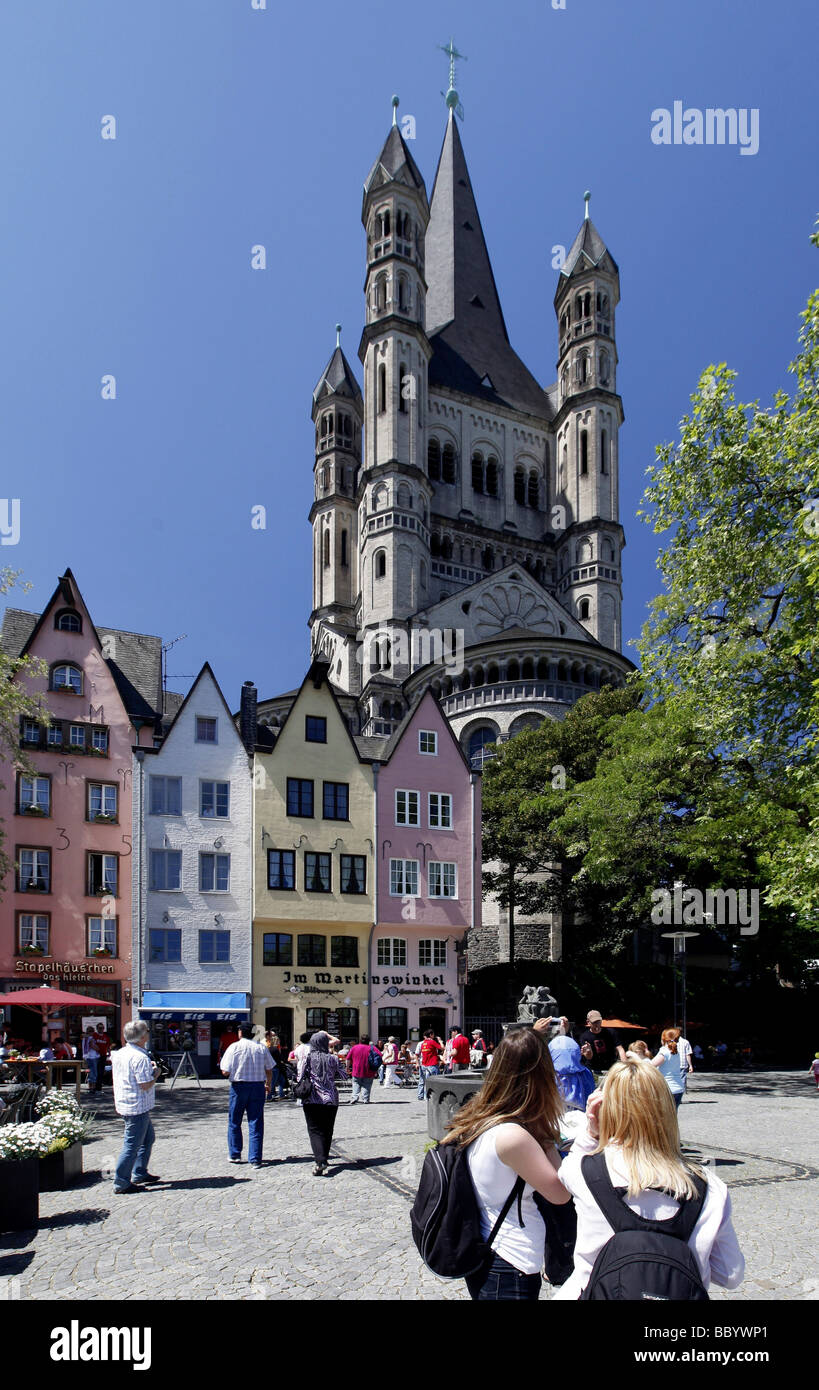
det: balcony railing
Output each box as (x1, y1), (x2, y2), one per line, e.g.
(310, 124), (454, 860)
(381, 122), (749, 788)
(439, 679), (594, 716)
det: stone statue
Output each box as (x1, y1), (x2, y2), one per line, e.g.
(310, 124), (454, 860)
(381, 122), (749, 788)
(516, 985), (559, 1025)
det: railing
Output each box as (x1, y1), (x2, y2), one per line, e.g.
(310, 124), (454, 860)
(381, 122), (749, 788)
(439, 679), (594, 716)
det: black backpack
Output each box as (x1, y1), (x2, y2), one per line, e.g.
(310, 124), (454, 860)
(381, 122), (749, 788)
(579, 1152), (709, 1301)
(410, 1142), (524, 1279)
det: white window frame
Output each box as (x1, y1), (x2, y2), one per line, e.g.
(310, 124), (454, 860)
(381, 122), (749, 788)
(377, 937), (407, 967)
(200, 852), (230, 893)
(53, 664), (82, 693)
(19, 913), (49, 951)
(195, 716), (218, 744)
(428, 792), (453, 830)
(91, 727), (109, 752)
(88, 783), (117, 819)
(395, 788), (420, 826)
(419, 938), (448, 967)
(20, 848), (50, 891)
(87, 915), (116, 954)
(419, 730), (437, 755)
(69, 725), (86, 748)
(20, 775), (50, 812)
(149, 849), (182, 891)
(428, 861), (457, 898)
(200, 780), (230, 819)
(389, 858), (419, 897)
(46, 725), (62, 746)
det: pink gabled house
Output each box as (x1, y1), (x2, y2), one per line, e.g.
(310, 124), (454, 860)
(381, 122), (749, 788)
(373, 689), (481, 1042)
(0, 570), (163, 1050)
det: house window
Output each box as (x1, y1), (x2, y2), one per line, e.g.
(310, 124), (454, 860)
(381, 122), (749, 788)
(200, 853), (230, 892)
(199, 930), (230, 963)
(389, 858), (419, 896)
(51, 664), (82, 694)
(55, 610), (82, 633)
(340, 854), (366, 894)
(69, 725), (86, 749)
(428, 793), (453, 829)
(304, 853), (331, 893)
(21, 719), (40, 745)
(262, 932), (293, 965)
(195, 717), (217, 743)
(150, 776), (182, 815)
(419, 730), (437, 755)
(298, 934), (326, 966)
(377, 938), (407, 967)
(323, 781), (349, 820)
(286, 778), (314, 817)
(87, 853), (118, 897)
(331, 936), (358, 967)
(395, 789), (419, 826)
(87, 916), (117, 955)
(200, 781), (229, 818)
(378, 1007), (408, 1038)
(91, 728), (109, 753)
(17, 913), (49, 953)
(149, 849), (182, 891)
(88, 783), (117, 821)
(305, 716), (327, 743)
(47, 725), (62, 747)
(18, 848), (51, 893)
(419, 939), (448, 967)
(428, 861), (457, 898)
(149, 929), (182, 963)
(18, 775), (50, 815)
(268, 849), (296, 890)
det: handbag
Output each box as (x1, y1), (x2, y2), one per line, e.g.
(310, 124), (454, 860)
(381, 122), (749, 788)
(533, 1189), (577, 1285)
(293, 1057), (313, 1101)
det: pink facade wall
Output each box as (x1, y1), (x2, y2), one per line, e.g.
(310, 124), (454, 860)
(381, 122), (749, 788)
(0, 595), (149, 1044)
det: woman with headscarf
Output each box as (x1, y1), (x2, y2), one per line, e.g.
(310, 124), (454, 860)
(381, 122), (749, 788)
(548, 1033), (596, 1112)
(297, 1031), (348, 1175)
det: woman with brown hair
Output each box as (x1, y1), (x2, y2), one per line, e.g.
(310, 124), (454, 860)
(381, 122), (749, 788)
(651, 1028), (686, 1109)
(441, 1026), (571, 1301)
(553, 1061), (743, 1299)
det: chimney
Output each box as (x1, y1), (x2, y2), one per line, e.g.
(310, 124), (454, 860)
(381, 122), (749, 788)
(240, 681), (258, 753)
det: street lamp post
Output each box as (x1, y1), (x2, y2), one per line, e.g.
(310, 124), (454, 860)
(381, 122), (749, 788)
(661, 931), (699, 1037)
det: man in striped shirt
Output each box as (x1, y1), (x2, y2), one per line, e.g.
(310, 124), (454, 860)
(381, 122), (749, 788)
(220, 1024), (272, 1169)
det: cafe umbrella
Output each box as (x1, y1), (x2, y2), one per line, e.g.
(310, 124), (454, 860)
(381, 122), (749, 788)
(0, 984), (115, 1035)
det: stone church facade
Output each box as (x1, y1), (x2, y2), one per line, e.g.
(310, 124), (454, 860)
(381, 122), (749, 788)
(258, 103), (634, 971)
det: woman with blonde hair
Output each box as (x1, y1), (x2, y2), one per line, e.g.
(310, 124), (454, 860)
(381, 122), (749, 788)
(441, 1026), (571, 1300)
(625, 1039), (651, 1061)
(652, 1027), (686, 1109)
(553, 1060), (744, 1299)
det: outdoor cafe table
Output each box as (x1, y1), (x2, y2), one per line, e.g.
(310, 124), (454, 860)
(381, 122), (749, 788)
(1, 1057), (86, 1101)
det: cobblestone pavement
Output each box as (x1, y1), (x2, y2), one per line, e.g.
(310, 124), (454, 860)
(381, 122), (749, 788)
(1, 1071), (816, 1301)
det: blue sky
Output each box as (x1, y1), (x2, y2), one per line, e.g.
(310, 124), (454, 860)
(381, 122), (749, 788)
(1, 0), (816, 708)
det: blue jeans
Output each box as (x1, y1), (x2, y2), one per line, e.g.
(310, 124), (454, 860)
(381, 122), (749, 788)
(466, 1252), (541, 1301)
(267, 1063), (285, 1099)
(228, 1081), (266, 1163)
(114, 1112), (155, 1190)
(351, 1076), (374, 1103)
(418, 1064), (439, 1099)
(86, 1056), (99, 1087)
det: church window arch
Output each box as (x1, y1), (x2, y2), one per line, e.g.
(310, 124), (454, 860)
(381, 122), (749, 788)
(536, 657), (549, 680)
(375, 549), (387, 579)
(601, 429), (608, 474)
(599, 351), (610, 386)
(430, 532), (441, 558)
(397, 483), (411, 509)
(340, 530), (348, 567)
(578, 597), (591, 621)
(460, 669), (471, 691)
(514, 467), (526, 505)
(322, 530), (331, 568)
(428, 437), (441, 481)
(375, 275), (388, 314)
(420, 560), (427, 590)
(521, 657), (535, 679)
(486, 664), (499, 684)
(561, 367), (569, 402)
(580, 430), (589, 475)
(320, 412), (331, 441)
(527, 471), (539, 509)
(472, 666), (484, 687)
(471, 451), (484, 493)
(582, 292), (591, 318)
(482, 546), (494, 571)
(601, 537), (615, 563)
(466, 723), (500, 770)
(574, 295), (583, 323)
(372, 484), (387, 511)
(440, 535), (453, 561)
(442, 441), (456, 484)
(399, 361), (407, 412)
(486, 456), (499, 496)
(378, 364), (386, 413)
(576, 537), (593, 564)
(506, 659), (520, 682)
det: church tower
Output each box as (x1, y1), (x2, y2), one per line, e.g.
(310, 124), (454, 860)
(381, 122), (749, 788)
(357, 101), (434, 687)
(309, 335), (363, 675)
(553, 195), (624, 651)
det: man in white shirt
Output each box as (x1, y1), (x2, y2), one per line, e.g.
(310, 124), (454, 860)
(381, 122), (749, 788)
(676, 1031), (694, 1093)
(111, 1020), (160, 1195)
(220, 1023), (272, 1168)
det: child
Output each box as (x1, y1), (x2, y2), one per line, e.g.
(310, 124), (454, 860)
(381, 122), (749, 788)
(809, 1053), (819, 1090)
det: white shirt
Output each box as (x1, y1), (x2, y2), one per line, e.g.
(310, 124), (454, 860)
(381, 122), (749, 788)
(112, 1043), (155, 1116)
(467, 1125), (544, 1275)
(677, 1035), (693, 1074)
(553, 1123), (745, 1299)
(220, 1038), (273, 1083)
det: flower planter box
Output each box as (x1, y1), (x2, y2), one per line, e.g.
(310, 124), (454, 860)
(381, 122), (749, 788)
(38, 1141), (83, 1192)
(0, 1157), (39, 1232)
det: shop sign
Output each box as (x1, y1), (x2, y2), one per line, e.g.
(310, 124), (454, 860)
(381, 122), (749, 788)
(326, 1012), (340, 1035)
(280, 970), (446, 988)
(146, 1011), (244, 1021)
(14, 959), (116, 976)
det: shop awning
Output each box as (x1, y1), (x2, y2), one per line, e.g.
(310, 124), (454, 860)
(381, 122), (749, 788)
(140, 992), (250, 1019)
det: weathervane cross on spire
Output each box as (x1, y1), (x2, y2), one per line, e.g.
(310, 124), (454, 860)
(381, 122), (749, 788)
(439, 37), (467, 120)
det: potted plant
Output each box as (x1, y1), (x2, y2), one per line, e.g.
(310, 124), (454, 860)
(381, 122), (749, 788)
(0, 1125), (45, 1231)
(22, 943), (45, 957)
(92, 813), (115, 824)
(23, 804), (47, 816)
(35, 1093), (91, 1191)
(93, 947), (112, 958)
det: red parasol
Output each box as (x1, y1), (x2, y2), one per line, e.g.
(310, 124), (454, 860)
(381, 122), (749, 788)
(601, 1018), (647, 1031)
(0, 985), (114, 1010)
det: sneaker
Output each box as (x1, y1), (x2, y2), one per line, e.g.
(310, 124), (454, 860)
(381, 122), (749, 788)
(113, 1184), (140, 1195)
(250, 1162), (262, 1169)
(312, 1164), (324, 1176)
(229, 1156), (243, 1164)
(131, 1173), (161, 1185)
